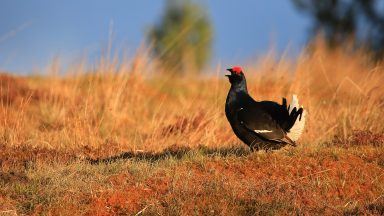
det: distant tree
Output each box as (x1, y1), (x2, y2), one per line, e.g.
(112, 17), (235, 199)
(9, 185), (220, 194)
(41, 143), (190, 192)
(292, 0), (384, 58)
(147, 0), (213, 75)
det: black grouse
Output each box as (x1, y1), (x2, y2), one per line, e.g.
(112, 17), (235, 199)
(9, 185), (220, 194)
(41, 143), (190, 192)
(225, 66), (305, 151)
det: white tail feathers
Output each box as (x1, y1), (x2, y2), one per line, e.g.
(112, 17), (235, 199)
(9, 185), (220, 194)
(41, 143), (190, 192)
(287, 94), (306, 141)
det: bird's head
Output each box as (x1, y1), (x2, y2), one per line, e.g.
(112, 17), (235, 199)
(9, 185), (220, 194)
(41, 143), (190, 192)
(226, 66), (245, 84)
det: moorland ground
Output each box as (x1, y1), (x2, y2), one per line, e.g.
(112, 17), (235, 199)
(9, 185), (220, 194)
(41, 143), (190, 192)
(1, 43), (384, 215)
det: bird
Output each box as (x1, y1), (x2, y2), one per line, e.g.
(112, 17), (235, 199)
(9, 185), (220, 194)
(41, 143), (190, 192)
(225, 66), (306, 151)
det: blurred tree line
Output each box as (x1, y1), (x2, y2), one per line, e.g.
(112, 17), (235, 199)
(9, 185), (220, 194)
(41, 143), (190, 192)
(147, 0), (384, 76)
(147, 0), (212, 75)
(292, 0), (384, 59)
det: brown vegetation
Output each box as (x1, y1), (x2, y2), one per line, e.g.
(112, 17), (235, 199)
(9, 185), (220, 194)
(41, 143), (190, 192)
(0, 42), (383, 215)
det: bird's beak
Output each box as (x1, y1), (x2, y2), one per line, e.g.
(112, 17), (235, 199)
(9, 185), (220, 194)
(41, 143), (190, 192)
(225, 68), (232, 77)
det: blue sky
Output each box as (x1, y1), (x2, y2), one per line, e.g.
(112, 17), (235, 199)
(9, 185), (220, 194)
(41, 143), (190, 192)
(0, 0), (309, 74)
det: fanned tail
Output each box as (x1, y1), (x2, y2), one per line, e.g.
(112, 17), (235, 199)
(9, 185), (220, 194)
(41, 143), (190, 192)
(286, 94), (306, 142)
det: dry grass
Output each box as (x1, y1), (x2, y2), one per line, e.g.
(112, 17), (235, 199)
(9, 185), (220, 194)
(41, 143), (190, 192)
(0, 42), (384, 215)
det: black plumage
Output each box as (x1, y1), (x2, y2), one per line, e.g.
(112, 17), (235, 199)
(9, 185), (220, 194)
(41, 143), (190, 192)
(225, 66), (303, 151)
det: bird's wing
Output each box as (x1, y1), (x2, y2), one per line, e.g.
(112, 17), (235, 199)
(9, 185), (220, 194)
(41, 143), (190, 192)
(237, 106), (289, 143)
(258, 100), (291, 130)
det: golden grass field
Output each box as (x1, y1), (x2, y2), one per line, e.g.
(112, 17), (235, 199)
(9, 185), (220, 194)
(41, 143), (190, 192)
(1, 42), (384, 215)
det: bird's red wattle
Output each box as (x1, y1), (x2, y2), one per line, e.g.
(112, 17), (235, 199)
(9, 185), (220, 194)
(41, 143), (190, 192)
(232, 66), (243, 74)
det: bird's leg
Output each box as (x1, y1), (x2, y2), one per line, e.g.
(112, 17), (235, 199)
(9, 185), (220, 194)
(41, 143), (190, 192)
(265, 145), (273, 153)
(249, 138), (260, 152)
(250, 146), (259, 152)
